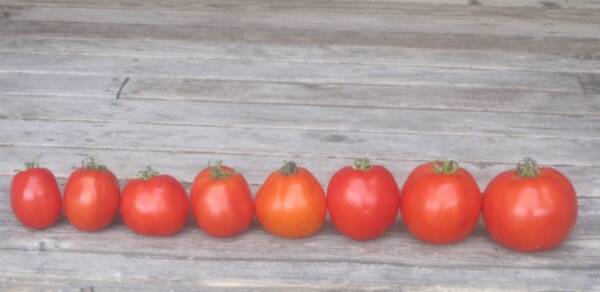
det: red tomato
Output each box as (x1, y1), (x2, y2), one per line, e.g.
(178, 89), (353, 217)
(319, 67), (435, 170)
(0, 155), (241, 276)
(400, 160), (481, 244)
(483, 158), (577, 252)
(121, 167), (189, 236)
(327, 158), (400, 240)
(10, 162), (62, 229)
(191, 162), (254, 237)
(256, 161), (326, 238)
(64, 158), (120, 232)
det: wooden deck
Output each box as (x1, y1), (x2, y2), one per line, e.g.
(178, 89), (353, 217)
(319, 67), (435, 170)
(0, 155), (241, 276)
(1, 0), (600, 290)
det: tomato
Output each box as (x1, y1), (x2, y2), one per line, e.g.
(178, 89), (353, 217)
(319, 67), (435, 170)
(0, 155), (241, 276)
(190, 162), (254, 237)
(121, 167), (189, 236)
(64, 158), (120, 232)
(483, 157), (577, 252)
(255, 161), (326, 238)
(10, 162), (62, 229)
(400, 160), (481, 244)
(327, 158), (400, 240)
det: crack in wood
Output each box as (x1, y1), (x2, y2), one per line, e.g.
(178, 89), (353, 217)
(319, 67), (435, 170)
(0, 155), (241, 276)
(115, 77), (130, 100)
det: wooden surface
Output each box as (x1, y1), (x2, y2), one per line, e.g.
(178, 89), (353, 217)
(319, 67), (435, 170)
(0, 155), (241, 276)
(1, 0), (600, 290)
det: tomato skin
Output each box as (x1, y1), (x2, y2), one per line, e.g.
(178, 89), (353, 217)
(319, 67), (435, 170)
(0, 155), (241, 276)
(121, 175), (189, 236)
(483, 167), (577, 252)
(10, 168), (62, 229)
(64, 168), (120, 232)
(327, 165), (400, 240)
(190, 165), (254, 237)
(400, 162), (481, 244)
(256, 164), (326, 238)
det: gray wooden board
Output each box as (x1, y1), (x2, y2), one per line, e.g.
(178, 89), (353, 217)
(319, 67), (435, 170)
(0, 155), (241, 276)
(3, 20), (600, 59)
(2, 73), (599, 116)
(1, 95), (598, 140)
(2, 1), (600, 41)
(1, 37), (599, 74)
(1, 119), (599, 168)
(0, 53), (586, 92)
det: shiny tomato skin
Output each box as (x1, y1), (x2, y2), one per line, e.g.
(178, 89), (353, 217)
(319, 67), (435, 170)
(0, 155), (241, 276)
(483, 168), (577, 252)
(64, 168), (120, 232)
(256, 166), (326, 238)
(400, 162), (481, 244)
(327, 165), (400, 240)
(121, 175), (189, 236)
(190, 165), (254, 237)
(10, 168), (62, 229)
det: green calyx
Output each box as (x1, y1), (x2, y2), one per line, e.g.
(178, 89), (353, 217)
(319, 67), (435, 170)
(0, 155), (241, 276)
(432, 159), (459, 174)
(279, 160), (298, 176)
(352, 158), (373, 171)
(210, 160), (234, 180)
(516, 157), (540, 178)
(23, 161), (40, 170)
(81, 157), (107, 171)
(137, 166), (159, 180)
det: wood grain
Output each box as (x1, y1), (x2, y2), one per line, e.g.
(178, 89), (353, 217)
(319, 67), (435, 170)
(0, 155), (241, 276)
(1, 95), (598, 140)
(0, 53), (585, 92)
(1, 37), (598, 74)
(3, 73), (600, 116)
(1, 119), (599, 167)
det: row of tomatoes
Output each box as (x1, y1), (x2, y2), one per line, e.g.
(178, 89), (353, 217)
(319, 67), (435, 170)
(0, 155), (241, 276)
(10, 157), (577, 252)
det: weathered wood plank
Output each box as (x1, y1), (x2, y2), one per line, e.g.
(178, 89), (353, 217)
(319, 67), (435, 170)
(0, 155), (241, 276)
(3, 20), (600, 59)
(0, 72), (122, 98)
(0, 0), (471, 9)
(2, 145), (600, 197)
(3, 4), (600, 40)
(0, 37), (598, 74)
(1, 95), (598, 141)
(5, 0), (593, 11)
(0, 53), (584, 92)
(3, 73), (599, 116)
(123, 78), (600, 115)
(0, 117), (599, 167)
(1, 249), (597, 291)
(478, 0), (600, 10)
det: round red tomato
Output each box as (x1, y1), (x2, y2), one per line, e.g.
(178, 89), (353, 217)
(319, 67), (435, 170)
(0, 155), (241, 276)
(400, 160), (481, 244)
(483, 157), (577, 252)
(64, 158), (120, 232)
(191, 162), (254, 237)
(121, 167), (189, 236)
(327, 158), (400, 240)
(10, 162), (62, 229)
(256, 161), (326, 238)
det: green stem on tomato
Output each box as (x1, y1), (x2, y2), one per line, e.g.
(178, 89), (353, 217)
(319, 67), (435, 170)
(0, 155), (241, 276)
(81, 156), (107, 171)
(432, 159), (459, 174)
(23, 161), (40, 170)
(210, 160), (233, 180)
(137, 166), (159, 180)
(352, 158), (373, 171)
(516, 157), (540, 178)
(279, 161), (298, 176)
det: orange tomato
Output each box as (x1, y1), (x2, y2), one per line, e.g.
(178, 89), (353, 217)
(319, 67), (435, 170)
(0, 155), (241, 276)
(255, 161), (326, 238)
